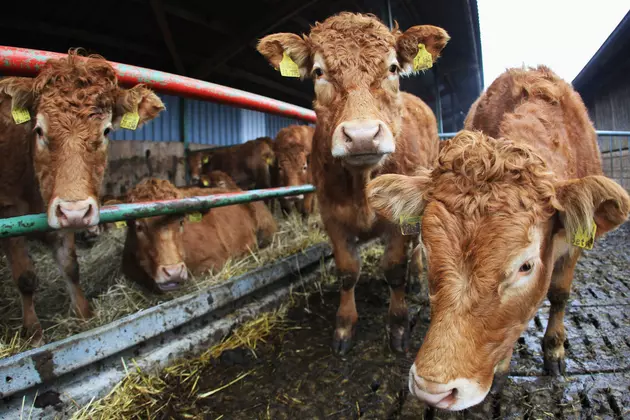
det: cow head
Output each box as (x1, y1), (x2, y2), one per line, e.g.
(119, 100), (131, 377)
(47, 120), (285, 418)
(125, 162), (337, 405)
(275, 144), (310, 202)
(0, 51), (164, 229)
(124, 179), (188, 292)
(188, 151), (205, 185)
(258, 13), (448, 170)
(367, 131), (630, 410)
(202, 171), (240, 191)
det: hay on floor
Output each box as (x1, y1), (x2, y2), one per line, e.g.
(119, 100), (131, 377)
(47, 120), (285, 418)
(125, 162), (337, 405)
(0, 211), (327, 358)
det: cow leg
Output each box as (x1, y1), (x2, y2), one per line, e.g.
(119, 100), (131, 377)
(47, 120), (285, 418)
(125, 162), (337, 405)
(302, 193), (315, 220)
(383, 229), (410, 353)
(51, 232), (92, 319)
(328, 221), (360, 355)
(1, 237), (43, 346)
(543, 250), (580, 376)
(406, 235), (426, 299)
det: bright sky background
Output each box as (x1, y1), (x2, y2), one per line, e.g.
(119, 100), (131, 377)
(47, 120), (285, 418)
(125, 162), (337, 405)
(478, 0), (629, 88)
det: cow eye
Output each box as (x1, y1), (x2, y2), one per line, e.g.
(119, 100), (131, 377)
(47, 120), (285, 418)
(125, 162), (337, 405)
(104, 127), (111, 137)
(519, 261), (533, 274)
(34, 126), (44, 137)
(313, 67), (324, 78)
(389, 64), (400, 74)
(303, 164), (308, 171)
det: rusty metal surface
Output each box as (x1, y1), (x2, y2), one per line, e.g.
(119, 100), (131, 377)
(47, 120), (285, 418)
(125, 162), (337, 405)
(0, 46), (317, 122)
(0, 185), (316, 238)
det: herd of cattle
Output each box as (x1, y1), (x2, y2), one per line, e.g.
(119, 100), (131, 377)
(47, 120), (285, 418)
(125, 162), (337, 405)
(1, 11), (629, 411)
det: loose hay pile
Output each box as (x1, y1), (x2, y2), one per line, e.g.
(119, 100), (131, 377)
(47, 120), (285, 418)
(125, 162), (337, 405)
(0, 211), (327, 358)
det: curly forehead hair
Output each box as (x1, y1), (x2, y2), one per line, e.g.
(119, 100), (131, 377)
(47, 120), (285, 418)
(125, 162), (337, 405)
(33, 49), (119, 118)
(430, 131), (557, 219)
(127, 178), (182, 203)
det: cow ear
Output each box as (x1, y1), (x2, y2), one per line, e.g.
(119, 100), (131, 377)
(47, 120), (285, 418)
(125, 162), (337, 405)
(114, 85), (165, 128)
(257, 33), (311, 78)
(396, 25), (450, 75)
(554, 175), (630, 241)
(0, 77), (36, 116)
(367, 170), (432, 222)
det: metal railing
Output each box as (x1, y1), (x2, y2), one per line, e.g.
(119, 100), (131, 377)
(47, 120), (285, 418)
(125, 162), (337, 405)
(0, 47), (320, 239)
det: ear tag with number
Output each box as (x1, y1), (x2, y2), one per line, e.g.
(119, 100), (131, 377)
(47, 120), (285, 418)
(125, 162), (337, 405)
(413, 43), (433, 72)
(279, 52), (300, 78)
(187, 212), (203, 223)
(115, 221), (127, 229)
(120, 104), (140, 130)
(12, 107), (31, 124)
(571, 222), (597, 250)
(399, 215), (422, 236)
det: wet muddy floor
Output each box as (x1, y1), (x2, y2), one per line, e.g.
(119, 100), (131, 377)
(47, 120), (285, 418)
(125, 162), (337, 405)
(173, 223), (630, 419)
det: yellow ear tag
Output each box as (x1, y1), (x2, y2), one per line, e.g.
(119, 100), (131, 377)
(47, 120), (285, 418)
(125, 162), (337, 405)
(266, 157), (274, 165)
(279, 52), (300, 78)
(115, 221), (127, 229)
(202, 156), (209, 164)
(120, 106), (140, 130)
(399, 215), (422, 236)
(12, 107), (31, 124)
(187, 212), (203, 223)
(202, 179), (209, 187)
(413, 43), (433, 72)
(571, 222), (597, 250)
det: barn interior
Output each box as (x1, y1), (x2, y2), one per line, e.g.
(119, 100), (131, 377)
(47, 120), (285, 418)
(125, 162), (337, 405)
(0, 0), (483, 134)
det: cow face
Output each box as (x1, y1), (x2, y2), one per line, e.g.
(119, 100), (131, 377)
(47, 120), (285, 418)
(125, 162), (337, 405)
(276, 144), (310, 202)
(0, 52), (164, 229)
(125, 179), (188, 291)
(367, 131), (630, 410)
(258, 13), (448, 170)
(128, 215), (188, 291)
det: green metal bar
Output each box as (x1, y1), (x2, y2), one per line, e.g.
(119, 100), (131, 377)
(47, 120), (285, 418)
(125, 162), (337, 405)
(0, 185), (315, 239)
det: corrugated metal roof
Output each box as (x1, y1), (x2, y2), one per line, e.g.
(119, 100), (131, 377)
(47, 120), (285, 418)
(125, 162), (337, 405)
(111, 93), (307, 145)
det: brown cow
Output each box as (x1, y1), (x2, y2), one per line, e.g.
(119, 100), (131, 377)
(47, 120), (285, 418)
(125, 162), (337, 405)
(367, 66), (630, 410)
(201, 137), (275, 191)
(199, 170), (241, 190)
(258, 12), (449, 354)
(273, 125), (316, 218)
(187, 149), (216, 185)
(121, 178), (277, 292)
(0, 51), (164, 344)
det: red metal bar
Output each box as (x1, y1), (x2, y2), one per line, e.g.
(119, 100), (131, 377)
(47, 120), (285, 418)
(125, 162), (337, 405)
(0, 46), (317, 123)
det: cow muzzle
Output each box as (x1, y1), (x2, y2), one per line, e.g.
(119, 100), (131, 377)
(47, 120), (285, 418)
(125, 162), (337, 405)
(331, 119), (395, 167)
(48, 197), (100, 229)
(155, 262), (188, 291)
(408, 364), (489, 411)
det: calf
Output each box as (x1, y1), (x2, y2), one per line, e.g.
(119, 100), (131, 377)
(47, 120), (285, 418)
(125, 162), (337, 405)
(121, 178), (277, 292)
(258, 12), (448, 354)
(203, 137), (275, 191)
(273, 125), (316, 218)
(367, 66), (630, 410)
(199, 170), (241, 190)
(187, 149), (215, 185)
(0, 51), (164, 344)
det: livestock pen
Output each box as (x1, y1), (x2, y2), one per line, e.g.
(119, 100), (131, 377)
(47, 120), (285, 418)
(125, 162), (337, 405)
(1, 48), (630, 420)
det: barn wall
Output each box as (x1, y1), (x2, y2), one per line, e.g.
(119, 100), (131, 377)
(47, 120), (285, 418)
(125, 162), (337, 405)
(111, 93), (308, 146)
(584, 70), (630, 134)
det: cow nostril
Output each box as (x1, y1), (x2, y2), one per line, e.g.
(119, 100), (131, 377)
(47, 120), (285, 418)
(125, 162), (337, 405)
(56, 205), (66, 220)
(343, 127), (352, 143)
(373, 124), (382, 140)
(83, 204), (94, 220)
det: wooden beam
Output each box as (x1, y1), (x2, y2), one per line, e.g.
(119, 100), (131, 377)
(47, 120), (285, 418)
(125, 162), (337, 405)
(150, 0), (186, 74)
(191, 0), (322, 80)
